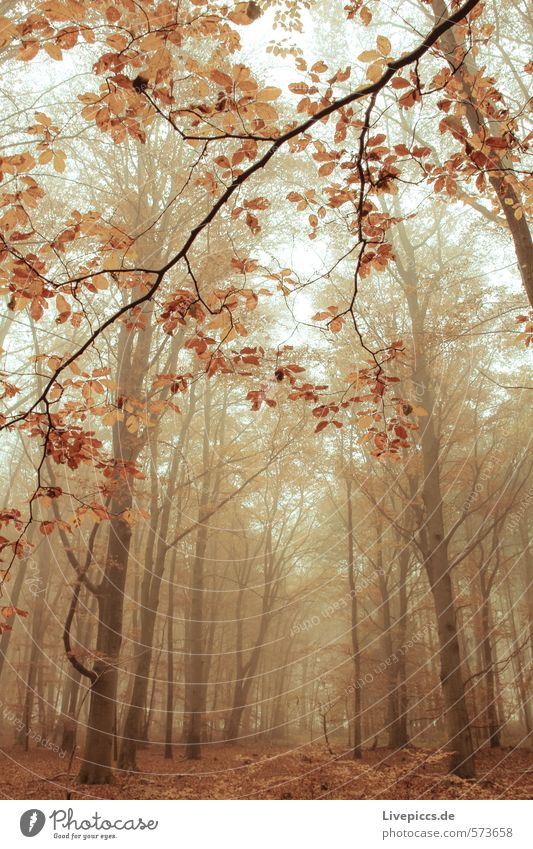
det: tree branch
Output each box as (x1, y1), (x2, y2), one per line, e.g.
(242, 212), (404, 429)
(0, 0), (482, 432)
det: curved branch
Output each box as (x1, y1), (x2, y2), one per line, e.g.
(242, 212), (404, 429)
(62, 519), (102, 683)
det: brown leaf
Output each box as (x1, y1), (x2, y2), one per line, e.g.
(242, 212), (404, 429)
(44, 41), (63, 61)
(377, 35), (392, 56)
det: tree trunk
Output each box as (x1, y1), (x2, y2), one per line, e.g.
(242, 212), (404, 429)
(185, 523), (208, 758)
(396, 225), (475, 778)
(78, 313), (149, 784)
(395, 551), (410, 747)
(504, 581), (532, 739)
(428, 563), (475, 776)
(376, 550), (407, 750)
(164, 550), (178, 759)
(118, 606), (157, 770)
(480, 592), (501, 747)
(59, 667), (81, 755)
(0, 522), (36, 684)
(520, 518), (533, 663)
(432, 0), (533, 307)
(19, 549), (48, 751)
(77, 504), (135, 783)
(346, 477), (363, 759)
(224, 524), (278, 744)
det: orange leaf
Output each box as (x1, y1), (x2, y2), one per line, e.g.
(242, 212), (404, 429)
(391, 76), (409, 89)
(358, 50), (379, 62)
(0, 16), (16, 49)
(228, 3), (258, 25)
(1, 606), (29, 618)
(18, 40), (39, 61)
(255, 102), (278, 121)
(485, 136), (508, 149)
(366, 61), (384, 83)
(53, 151), (66, 172)
(288, 82), (309, 94)
(257, 86), (281, 101)
(44, 42), (63, 61)
(210, 69), (233, 89)
(318, 161), (335, 177)
(377, 35), (391, 56)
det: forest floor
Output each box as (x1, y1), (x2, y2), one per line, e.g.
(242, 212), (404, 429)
(1, 744), (531, 800)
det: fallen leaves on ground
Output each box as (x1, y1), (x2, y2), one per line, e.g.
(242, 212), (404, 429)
(1, 744), (531, 800)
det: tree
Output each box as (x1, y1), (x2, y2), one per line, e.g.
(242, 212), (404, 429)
(0, 0), (530, 789)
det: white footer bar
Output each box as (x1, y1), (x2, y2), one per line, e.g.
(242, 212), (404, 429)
(3, 799), (531, 848)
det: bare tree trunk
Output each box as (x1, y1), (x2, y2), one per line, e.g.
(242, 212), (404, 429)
(77, 505), (134, 783)
(418, 389), (475, 776)
(118, 440), (161, 766)
(376, 544), (408, 750)
(185, 522), (209, 758)
(224, 523), (279, 744)
(0, 548), (30, 684)
(59, 668), (81, 755)
(184, 388), (213, 759)
(118, 343), (189, 769)
(346, 477), (363, 759)
(504, 582), (533, 740)
(395, 551), (410, 747)
(78, 312), (149, 784)
(520, 518), (533, 663)
(19, 549), (48, 751)
(395, 225), (475, 778)
(478, 564), (502, 748)
(164, 549), (178, 759)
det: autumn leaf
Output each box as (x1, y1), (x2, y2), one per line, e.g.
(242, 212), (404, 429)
(360, 6), (372, 25)
(126, 415), (139, 433)
(228, 2), (261, 26)
(318, 161), (336, 177)
(39, 149), (54, 165)
(391, 76), (410, 89)
(210, 69), (233, 89)
(0, 15), (16, 49)
(377, 35), (392, 56)
(44, 41), (63, 61)
(1, 606), (29, 618)
(255, 102), (278, 121)
(358, 50), (380, 63)
(257, 87), (282, 101)
(366, 61), (384, 83)
(288, 82), (309, 94)
(485, 136), (508, 149)
(53, 151), (67, 172)
(18, 40), (40, 61)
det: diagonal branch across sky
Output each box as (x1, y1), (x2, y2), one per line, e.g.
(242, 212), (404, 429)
(0, 0), (482, 432)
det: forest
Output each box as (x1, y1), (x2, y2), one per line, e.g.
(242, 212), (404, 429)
(0, 0), (531, 801)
